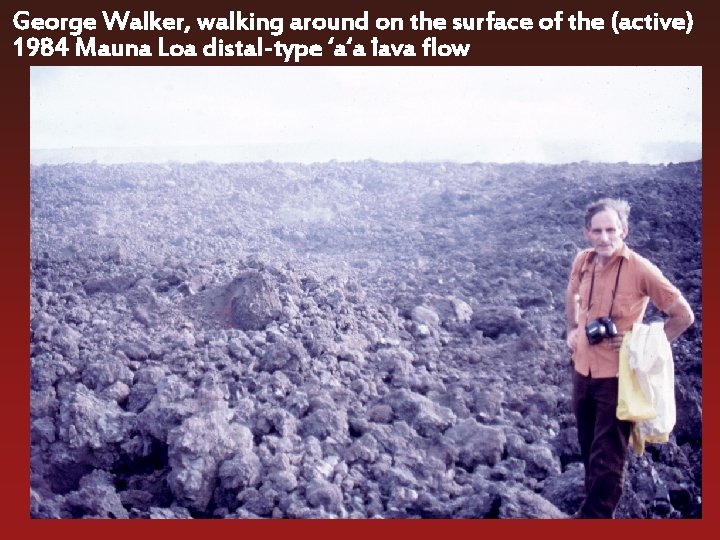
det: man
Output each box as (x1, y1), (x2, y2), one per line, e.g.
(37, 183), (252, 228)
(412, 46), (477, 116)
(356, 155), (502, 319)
(565, 198), (694, 518)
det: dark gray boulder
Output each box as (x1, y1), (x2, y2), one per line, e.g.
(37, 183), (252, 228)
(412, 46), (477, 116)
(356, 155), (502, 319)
(445, 418), (507, 469)
(229, 270), (283, 330)
(471, 305), (528, 338)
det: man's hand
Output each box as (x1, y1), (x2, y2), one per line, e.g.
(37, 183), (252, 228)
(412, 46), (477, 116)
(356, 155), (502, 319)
(566, 327), (579, 352)
(608, 332), (625, 352)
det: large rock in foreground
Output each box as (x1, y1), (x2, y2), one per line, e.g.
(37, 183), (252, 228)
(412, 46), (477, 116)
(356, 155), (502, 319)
(167, 404), (255, 513)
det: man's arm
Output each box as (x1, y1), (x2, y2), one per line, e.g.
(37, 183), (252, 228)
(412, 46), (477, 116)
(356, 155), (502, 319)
(566, 283), (580, 351)
(663, 295), (695, 342)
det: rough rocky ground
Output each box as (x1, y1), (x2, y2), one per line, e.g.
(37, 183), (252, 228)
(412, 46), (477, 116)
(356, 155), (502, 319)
(29, 159), (702, 519)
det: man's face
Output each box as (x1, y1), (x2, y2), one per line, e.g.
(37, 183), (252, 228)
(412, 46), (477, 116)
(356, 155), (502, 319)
(583, 209), (627, 260)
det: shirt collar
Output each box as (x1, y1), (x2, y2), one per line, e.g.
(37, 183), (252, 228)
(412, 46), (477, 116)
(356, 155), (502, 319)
(618, 243), (631, 260)
(586, 243), (631, 265)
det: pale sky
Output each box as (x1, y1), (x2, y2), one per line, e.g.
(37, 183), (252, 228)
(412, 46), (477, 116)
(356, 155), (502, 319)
(30, 66), (701, 164)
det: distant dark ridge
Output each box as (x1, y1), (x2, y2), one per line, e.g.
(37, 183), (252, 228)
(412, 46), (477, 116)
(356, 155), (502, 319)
(30, 141), (702, 166)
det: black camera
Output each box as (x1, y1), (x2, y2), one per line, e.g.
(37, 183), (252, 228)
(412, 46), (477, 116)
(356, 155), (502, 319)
(585, 316), (618, 345)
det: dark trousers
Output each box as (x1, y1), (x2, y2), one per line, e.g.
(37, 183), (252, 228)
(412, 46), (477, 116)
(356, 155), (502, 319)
(572, 370), (632, 518)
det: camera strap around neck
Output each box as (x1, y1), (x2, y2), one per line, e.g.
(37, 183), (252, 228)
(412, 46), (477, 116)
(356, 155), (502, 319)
(587, 256), (624, 317)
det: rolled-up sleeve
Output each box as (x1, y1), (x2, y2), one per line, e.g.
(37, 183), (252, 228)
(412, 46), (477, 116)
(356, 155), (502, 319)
(635, 256), (682, 313)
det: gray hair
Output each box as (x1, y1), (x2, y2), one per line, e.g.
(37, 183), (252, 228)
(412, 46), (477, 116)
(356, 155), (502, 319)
(584, 198), (631, 229)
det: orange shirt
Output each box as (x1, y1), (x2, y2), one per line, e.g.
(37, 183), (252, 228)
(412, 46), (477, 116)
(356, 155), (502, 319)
(567, 245), (681, 378)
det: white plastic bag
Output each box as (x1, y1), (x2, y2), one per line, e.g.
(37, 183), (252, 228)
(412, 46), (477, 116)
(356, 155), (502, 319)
(626, 321), (676, 452)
